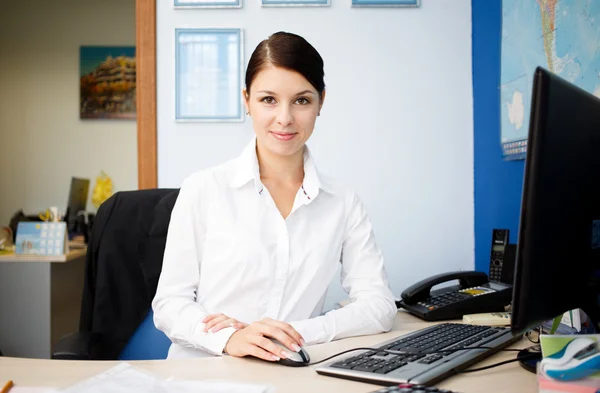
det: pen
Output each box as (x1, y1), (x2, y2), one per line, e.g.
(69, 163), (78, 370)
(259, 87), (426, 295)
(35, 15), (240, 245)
(0, 380), (13, 393)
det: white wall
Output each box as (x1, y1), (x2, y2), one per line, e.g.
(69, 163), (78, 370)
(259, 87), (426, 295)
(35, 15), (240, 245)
(157, 0), (474, 308)
(0, 0), (138, 227)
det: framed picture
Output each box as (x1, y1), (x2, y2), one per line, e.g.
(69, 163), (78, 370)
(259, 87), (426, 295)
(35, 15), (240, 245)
(175, 28), (244, 122)
(174, 0), (242, 8)
(80, 46), (136, 120)
(352, 0), (419, 7)
(262, 0), (329, 6)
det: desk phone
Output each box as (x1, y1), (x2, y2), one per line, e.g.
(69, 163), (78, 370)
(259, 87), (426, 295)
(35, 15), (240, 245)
(397, 229), (514, 321)
(396, 271), (512, 321)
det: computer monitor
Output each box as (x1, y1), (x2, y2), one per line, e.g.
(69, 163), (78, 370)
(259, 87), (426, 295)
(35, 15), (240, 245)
(65, 177), (90, 234)
(511, 67), (600, 335)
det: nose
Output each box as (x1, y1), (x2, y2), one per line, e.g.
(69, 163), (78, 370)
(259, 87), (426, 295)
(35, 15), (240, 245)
(276, 104), (293, 127)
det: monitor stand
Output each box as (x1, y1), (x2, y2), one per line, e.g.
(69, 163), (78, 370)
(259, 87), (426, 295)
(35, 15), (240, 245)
(517, 345), (542, 373)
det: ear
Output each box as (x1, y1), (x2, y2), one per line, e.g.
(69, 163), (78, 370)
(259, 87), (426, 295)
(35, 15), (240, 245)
(242, 88), (250, 113)
(318, 89), (326, 113)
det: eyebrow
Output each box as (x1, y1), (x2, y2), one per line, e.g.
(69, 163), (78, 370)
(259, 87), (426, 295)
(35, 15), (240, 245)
(256, 90), (317, 96)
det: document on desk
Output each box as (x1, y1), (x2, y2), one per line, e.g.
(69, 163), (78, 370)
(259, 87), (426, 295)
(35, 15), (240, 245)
(58, 363), (273, 393)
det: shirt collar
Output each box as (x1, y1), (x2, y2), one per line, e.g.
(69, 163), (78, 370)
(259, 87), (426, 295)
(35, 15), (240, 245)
(229, 138), (330, 198)
(229, 138), (264, 194)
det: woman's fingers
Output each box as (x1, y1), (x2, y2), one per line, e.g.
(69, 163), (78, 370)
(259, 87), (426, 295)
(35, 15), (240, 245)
(203, 314), (229, 332)
(251, 322), (302, 354)
(224, 328), (281, 361)
(203, 312), (247, 333)
(247, 342), (281, 362)
(202, 313), (223, 323)
(210, 320), (247, 333)
(250, 334), (289, 360)
(260, 318), (305, 349)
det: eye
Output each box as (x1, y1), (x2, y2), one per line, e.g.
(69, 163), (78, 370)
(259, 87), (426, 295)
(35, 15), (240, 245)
(261, 96), (276, 104)
(295, 97), (310, 105)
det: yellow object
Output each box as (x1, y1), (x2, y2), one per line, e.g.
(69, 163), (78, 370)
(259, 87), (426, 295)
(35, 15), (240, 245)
(463, 312), (512, 326)
(38, 210), (51, 222)
(1, 380), (13, 393)
(92, 171), (113, 209)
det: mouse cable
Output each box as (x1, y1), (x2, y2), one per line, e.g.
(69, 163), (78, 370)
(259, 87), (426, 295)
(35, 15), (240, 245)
(308, 345), (537, 367)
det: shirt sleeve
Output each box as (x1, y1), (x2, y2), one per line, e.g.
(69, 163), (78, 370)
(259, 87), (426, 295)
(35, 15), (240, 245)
(152, 177), (236, 355)
(290, 193), (397, 345)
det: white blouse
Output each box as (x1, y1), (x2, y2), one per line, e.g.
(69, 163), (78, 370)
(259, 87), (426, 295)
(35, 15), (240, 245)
(152, 138), (397, 359)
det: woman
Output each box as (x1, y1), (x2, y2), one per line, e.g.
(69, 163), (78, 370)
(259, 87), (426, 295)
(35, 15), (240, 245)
(152, 31), (397, 362)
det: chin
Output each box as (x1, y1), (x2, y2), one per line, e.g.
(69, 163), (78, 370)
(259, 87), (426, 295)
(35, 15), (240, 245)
(265, 140), (303, 157)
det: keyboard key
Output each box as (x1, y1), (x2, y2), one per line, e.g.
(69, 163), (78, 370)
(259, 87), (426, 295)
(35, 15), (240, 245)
(358, 364), (379, 371)
(330, 362), (354, 369)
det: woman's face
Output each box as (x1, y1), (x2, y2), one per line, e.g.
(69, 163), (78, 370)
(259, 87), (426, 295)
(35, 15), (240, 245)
(243, 66), (325, 158)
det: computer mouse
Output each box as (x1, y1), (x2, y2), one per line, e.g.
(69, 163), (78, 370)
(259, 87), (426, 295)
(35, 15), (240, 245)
(541, 337), (600, 381)
(270, 339), (310, 367)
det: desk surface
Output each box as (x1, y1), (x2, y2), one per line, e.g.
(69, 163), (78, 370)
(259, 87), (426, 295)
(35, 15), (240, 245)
(0, 312), (537, 393)
(0, 248), (86, 263)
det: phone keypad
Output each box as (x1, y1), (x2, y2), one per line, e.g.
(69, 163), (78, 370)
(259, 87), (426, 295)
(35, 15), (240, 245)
(418, 292), (470, 310)
(489, 259), (503, 281)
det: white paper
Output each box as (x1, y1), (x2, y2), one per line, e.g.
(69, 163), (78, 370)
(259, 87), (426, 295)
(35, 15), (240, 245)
(59, 364), (160, 393)
(11, 388), (58, 393)
(158, 380), (272, 393)
(57, 363), (272, 393)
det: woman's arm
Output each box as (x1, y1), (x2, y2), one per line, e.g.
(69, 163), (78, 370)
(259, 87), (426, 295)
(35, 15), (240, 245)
(152, 177), (237, 355)
(290, 193), (397, 345)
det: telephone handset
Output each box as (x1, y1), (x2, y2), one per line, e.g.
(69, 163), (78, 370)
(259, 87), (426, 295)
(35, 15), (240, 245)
(397, 271), (512, 321)
(489, 229), (509, 282)
(400, 271), (489, 305)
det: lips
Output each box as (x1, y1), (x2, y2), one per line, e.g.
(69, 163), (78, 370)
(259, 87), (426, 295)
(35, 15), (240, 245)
(270, 131), (297, 141)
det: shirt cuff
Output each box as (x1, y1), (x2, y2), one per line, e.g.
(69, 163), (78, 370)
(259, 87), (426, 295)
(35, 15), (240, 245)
(290, 317), (329, 346)
(198, 327), (238, 356)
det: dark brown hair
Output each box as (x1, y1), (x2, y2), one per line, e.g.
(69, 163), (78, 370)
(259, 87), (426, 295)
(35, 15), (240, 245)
(245, 32), (325, 98)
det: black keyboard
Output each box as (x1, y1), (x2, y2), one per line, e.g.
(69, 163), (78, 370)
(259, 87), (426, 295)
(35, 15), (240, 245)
(370, 384), (461, 393)
(315, 322), (520, 386)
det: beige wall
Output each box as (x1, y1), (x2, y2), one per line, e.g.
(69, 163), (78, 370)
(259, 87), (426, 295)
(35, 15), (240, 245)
(0, 0), (137, 226)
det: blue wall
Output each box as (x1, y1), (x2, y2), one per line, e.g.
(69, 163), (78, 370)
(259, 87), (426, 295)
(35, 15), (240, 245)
(472, 0), (525, 273)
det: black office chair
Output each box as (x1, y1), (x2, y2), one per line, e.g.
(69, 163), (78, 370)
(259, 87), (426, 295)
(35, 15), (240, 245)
(52, 188), (180, 360)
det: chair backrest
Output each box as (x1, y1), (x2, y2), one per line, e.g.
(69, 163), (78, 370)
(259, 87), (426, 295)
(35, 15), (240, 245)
(118, 310), (171, 360)
(79, 188), (179, 359)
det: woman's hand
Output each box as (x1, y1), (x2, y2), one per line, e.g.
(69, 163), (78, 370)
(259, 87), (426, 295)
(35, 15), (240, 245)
(224, 318), (305, 361)
(203, 313), (248, 333)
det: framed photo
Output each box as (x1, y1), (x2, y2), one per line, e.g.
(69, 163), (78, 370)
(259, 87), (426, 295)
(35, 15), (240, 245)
(80, 46), (136, 120)
(175, 28), (244, 122)
(262, 0), (329, 6)
(352, 0), (419, 7)
(174, 0), (242, 8)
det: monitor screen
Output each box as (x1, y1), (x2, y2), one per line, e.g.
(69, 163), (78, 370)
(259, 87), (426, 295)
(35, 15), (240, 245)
(66, 177), (90, 233)
(511, 67), (600, 334)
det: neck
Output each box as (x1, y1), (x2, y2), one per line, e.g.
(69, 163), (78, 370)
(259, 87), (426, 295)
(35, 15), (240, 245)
(256, 143), (304, 184)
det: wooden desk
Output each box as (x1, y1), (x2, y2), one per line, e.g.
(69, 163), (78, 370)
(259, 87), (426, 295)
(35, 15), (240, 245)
(0, 312), (537, 393)
(0, 248), (87, 263)
(0, 248), (87, 359)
